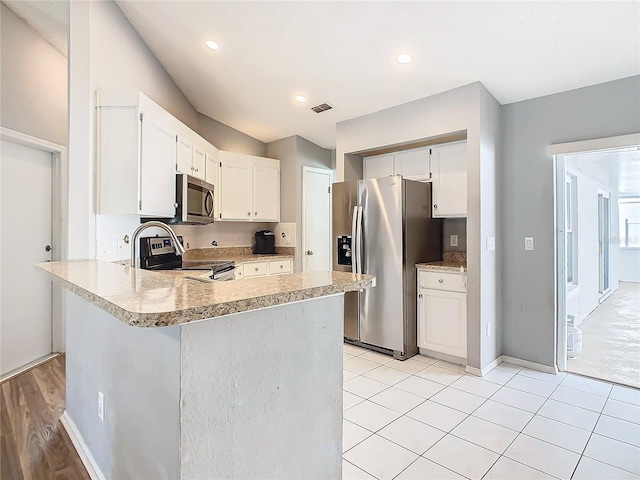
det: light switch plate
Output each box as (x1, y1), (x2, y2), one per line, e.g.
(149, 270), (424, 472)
(450, 235), (458, 247)
(525, 237), (534, 251)
(486, 236), (495, 251)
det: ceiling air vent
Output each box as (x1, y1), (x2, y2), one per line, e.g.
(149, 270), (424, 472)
(311, 103), (333, 113)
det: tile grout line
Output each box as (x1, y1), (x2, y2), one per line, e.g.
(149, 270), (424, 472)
(343, 348), (638, 479)
(568, 386), (611, 479)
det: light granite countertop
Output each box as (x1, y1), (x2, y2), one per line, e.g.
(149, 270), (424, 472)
(37, 260), (375, 328)
(416, 261), (467, 272)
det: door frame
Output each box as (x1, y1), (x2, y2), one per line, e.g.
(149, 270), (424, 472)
(301, 166), (334, 272)
(1, 127), (68, 353)
(549, 132), (640, 372)
(597, 189), (611, 300)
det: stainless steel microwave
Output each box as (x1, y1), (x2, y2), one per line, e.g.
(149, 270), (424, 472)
(169, 174), (215, 224)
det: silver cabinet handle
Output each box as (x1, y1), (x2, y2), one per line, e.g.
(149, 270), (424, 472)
(255, 212), (258, 216)
(439, 279), (444, 283)
(306, 250), (314, 255)
(254, 267), (259, 272)
(45, 245), (52, 252)
(247, 212), (251, 216)
(280, 265), (284, 269)
(433, 204), (438, 209)
(418, 294), (423, 298)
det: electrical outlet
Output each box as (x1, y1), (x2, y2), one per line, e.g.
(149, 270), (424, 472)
(236, 234), (243, 244)
(450, 235), (458, 247)
(486, 237), (495, 251)
(98, 391), (105, 421)
(525, 237), (534, 251)
(486, 322), (492, 336)
(116, 239), (128, 255)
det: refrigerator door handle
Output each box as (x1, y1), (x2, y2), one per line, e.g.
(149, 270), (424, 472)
(351, 205), (359, 273)
(356, 206), (363, 274)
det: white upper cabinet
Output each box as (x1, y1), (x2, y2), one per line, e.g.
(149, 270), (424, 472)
(139, 112), (177, 216)
(430, 141), (467, 218)
(363, 153), (394, 179)
(218, 151), (280, 222)
(219, 154), (253, 221)
(176, 132), (207, 180)
(97, 92), (177, 217)
(97, 91), (220, 217)
(362, 147), (431, 181)
(252, 162), (280, 222)
(395, 147), (431, 180)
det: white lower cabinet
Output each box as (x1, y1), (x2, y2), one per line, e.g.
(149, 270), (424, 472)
(235, 259), (293, 279)
(417, 269), (467, 359)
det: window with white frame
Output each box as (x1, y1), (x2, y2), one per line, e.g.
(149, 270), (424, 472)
(619, 198), (640, 247)
(566, 174), (578, 284)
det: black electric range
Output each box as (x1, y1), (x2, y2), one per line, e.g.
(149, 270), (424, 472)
(139, 236), (235, 279)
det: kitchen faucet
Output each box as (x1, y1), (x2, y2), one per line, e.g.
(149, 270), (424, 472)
(130, 221), (186, 267)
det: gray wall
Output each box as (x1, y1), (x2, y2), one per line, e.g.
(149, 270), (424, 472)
(181, 296), (343, 479)
(501, 75), (640, 367)
(65, 293), (180, 479)
(0, 4), (67, 145)
(443, 219), (467, 252)
(197, 112), (266, 156)
(266, 135), (333, 272)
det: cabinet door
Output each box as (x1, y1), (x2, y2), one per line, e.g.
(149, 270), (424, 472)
(219, 154), (252, 221)
(192, 146), (206, 180)
(252, 163), (280, 222)
(139, 111), (176, 216)
(418, 289), (467, 358)
(176, 135), (193, 175)
(431, 141), (467, 217)
(395, 147), (430, 181)
(363, 153), (394, 179)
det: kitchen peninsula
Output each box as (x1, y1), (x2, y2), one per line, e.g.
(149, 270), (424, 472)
(37, 260), (375, 480)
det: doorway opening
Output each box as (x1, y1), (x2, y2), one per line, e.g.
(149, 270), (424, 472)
(553, 135), (640, 388)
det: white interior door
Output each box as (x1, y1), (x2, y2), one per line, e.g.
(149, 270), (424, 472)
(1, 139), (52, 375)
(302, 167), (332, 272)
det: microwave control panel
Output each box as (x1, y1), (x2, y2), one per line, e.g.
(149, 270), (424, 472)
(336, 235), (352, 266)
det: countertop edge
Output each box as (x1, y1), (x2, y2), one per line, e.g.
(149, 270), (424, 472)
(38, 262), (374, 328)
(415, 262), (467, 273)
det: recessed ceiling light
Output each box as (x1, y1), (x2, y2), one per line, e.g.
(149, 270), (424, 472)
(398, 54), (412, 64)
(295, 95), (306, 103)
(205, 40), (220, 50)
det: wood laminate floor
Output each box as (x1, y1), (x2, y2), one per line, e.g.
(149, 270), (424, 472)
(0, 354), (89, 480)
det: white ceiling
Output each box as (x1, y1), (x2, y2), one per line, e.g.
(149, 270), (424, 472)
(569, 148), (640, 198)
(4, 1), (639, 149)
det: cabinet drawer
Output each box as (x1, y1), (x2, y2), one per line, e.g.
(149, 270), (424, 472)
(418, 270), (466, 293)
(243, 262), (269, 277)
(269, 259), (292, 275)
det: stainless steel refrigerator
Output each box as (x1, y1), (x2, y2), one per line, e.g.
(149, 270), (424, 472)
(332, 176), (443, 359)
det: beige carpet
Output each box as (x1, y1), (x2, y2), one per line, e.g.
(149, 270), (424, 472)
(567, 282), (640, 388)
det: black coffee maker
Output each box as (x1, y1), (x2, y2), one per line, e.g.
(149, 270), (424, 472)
(253, 230), (276, 254)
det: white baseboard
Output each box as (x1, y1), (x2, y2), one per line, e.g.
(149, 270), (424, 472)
(60, 411), (105, 480)
(465, 356), (503, 377)
(501, 355), (558, 374)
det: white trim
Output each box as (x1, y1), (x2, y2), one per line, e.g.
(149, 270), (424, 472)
(465, 356), (503, 377)
(502, 355), (558, 374)
(547, 133), (640, 155)
(60, 412), (105, 480)
(301, 166), (334, 273)
(0, 127), (69, 354)
(0, 353), (61, 383)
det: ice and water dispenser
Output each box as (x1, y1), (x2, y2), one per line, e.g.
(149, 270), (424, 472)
(336, 235), (352, 266)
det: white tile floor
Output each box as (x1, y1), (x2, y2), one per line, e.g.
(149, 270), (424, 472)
(342, 344), (640, 480)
